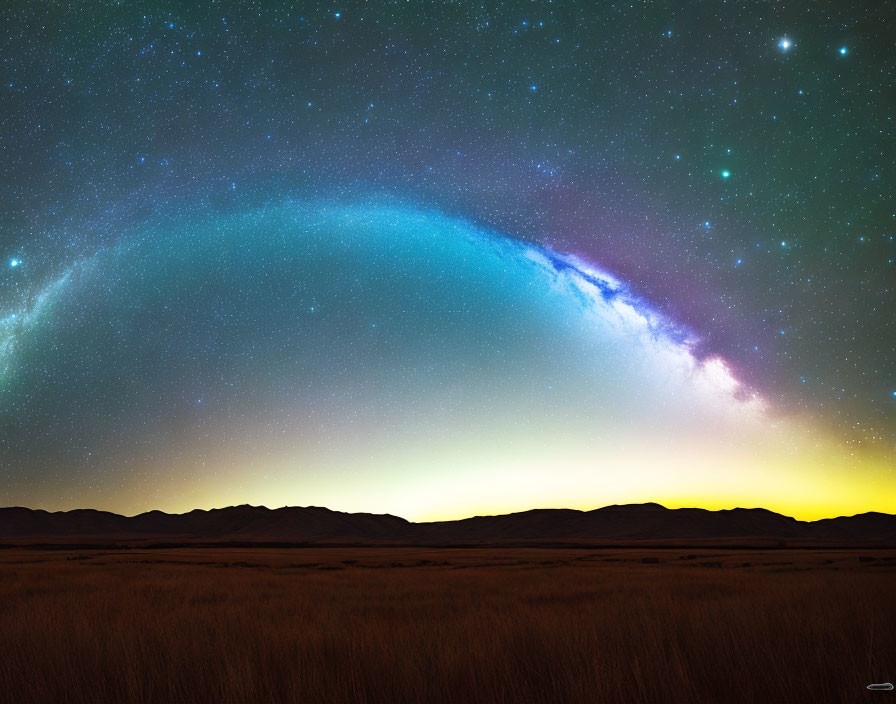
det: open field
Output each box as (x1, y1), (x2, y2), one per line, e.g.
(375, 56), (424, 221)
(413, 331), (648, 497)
(1, 547), (893, 703)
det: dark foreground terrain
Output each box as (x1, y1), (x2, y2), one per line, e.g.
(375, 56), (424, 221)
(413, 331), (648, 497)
(0, 547), (893, 703)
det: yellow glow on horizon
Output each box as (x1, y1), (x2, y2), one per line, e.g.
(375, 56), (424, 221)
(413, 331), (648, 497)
(15, 360), (894, 524)
(52, 412), (890, 524)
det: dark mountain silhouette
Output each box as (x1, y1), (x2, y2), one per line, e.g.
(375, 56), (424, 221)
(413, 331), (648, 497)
(2, 502), (895, 545)
(0, 504), (413, 542)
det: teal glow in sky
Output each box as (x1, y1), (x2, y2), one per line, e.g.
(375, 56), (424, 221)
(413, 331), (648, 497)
(0, 202), (889, 519)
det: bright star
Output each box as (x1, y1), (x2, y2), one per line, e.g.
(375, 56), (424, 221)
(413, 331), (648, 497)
(838, 46), (847, 55)
(9, 259), (19, 268)
(721, 170), (731, 179)
(778, 38), (792, 51)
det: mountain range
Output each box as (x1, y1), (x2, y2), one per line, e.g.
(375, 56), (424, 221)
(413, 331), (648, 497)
(2, 503), (895, 546)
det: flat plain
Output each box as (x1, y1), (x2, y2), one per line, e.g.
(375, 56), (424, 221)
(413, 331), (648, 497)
(1, 546), (893, 703)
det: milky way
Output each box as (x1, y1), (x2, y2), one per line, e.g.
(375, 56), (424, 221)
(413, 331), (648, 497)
(0, 1), (893, 517)
(0, 202), (887, 518)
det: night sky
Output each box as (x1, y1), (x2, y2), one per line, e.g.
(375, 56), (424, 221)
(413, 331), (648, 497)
(1, 1), (893, 519)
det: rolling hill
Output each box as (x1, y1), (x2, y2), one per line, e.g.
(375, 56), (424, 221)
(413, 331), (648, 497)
(1, 502), (894, 545)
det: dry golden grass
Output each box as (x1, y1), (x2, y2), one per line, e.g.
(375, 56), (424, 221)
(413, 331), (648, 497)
(0, 547), (893, 703)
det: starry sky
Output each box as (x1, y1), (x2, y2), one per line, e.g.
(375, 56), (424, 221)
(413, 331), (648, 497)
(0, 1), (893, 520)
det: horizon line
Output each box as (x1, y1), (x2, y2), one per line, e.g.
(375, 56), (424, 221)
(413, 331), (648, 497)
(3, 501), (893, 524)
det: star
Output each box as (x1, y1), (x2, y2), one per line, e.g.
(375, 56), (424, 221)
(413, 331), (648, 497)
(9, 258), (20, 268)
(721, 170), (731, 179)
(838, 46), (848, 55)
(778, 38), (792, 52)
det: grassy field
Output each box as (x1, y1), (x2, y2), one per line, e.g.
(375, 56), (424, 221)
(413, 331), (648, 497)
(0, 547), (893, 703)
